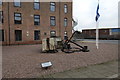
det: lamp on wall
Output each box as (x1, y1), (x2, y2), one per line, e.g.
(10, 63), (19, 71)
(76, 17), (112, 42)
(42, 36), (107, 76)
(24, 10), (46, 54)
(26, 31), (29, 37)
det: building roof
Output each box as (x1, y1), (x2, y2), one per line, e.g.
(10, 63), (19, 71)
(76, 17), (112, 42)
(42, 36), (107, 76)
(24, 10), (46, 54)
(82, 27), (120, 31)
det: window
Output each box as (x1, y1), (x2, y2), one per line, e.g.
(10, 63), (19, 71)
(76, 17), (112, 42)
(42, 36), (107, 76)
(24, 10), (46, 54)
(64, 31), (68, 40)
(34, 0), (40, 10)
(15, 30), (22, 41)
(14, 13), (22, 24)
(0, 30), (4, 41)
(50, 16), (56, 26)
(34, 30), (40, 40)
(104, 30), (107, 33)
(0, 11), (3, 23)
(64, 31), (67, 36)
(14, 0), (21, 7)
(64, 18), (67, 27)
(50, 2), (55, 12)
(50, 31), (56, 37)
(34, 15), (40, 25)
(64, 4), (68, 13)
(0, 0), (2, 5)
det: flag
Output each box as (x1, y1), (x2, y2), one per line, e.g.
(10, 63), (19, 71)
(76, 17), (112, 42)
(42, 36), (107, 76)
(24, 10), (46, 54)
(95, 3), (100, 22)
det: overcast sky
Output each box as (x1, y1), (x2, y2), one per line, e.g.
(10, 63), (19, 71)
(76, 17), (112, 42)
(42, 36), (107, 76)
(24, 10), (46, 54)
(73, 0), (119, 31)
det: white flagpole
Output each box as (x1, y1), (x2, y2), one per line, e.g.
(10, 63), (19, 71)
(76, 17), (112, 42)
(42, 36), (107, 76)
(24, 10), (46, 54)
(96, 21), (99, 49)
(96, 0), (99, 49)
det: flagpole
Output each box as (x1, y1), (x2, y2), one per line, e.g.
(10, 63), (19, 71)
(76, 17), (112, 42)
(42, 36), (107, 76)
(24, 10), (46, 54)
(96, 0), (100, 49)
(96, 21), (99, 49)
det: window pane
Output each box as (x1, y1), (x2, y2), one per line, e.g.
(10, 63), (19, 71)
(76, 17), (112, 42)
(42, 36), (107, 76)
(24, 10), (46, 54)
(0, 1), (2, 5)
(51, 20), (55, 26)
(51, 6), (55, 11)
(50, 16), (55, 26)
(14, 2), (20, 7)
(64, 4), (68, 13)
(64, 8), (67, 13)
(50, 2), (55, 12)
(0, 30), (4, 41)
(14, 13), (22, 24)
(50, 31), (56, 37)
(35, 19), (38, 21)
(34, 2), (40, 10)
(15, 17), (21, 20)
(14, 0), (21, 7)
(0, 11), (3, 23)
(0, 11), (1, 22)
(51, 16), (55, 19)
(34, 15), (40, 18)
(34, 30), (40, 40)
(51, 2), (55, 5)
(34, 22), (40, 25)
(64, 31), (67, 36)
(34, 15), (40, 25)
(34, 0), (39, 2)
(15, 13), (21, 16)
(15, 30), (22, 41)
(64, 18), (67, 27)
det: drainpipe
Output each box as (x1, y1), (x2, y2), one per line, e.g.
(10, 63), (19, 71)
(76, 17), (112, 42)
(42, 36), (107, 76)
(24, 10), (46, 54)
(59, 0), (61, 37)
(8, 2), (10, 45)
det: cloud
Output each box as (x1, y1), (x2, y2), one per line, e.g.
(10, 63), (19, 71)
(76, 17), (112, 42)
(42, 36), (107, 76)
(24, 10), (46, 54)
(73, 0), (119, 31)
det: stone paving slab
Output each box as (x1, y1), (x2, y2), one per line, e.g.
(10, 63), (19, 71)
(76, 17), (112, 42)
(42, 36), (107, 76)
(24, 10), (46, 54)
(2, 42), (118, 78)
(42, 60), (118, 78)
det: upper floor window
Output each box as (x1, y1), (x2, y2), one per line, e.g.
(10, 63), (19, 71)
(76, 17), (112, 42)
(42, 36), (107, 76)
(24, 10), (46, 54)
(50, 2), (55, 12)
(14, 0), (21, 7)
(34, 0), (40, 10)
(14, 13), (22, 24)
(64, 18), (68, 27)
(34, 15), (40, 25)
(0, 11), (3, 23)
(64, 4), (68, 13)
(50, 16), (56, 26)
(0, 1), (2, 5)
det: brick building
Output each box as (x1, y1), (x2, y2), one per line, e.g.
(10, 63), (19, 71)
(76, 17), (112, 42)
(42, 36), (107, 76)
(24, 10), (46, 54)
(82, 29), (109, 38)
(0, 0), (72, 45)
(82, 28), (120, 39)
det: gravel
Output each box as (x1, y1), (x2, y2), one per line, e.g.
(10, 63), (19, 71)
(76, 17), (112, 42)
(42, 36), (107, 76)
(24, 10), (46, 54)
(2, 42), (118, 78)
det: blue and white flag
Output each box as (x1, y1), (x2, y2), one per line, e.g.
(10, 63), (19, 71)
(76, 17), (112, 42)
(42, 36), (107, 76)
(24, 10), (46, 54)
(95, 3), (100, 22)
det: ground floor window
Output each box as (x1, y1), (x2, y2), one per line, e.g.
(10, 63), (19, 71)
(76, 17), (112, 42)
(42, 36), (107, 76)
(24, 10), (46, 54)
(34, 30), (40, 40)
(15, 30), (22, 41)
(64, 31), (67, 36)
(50, 30), (56, 37)
(0, 29), (4, 41)
(64, 31), (68, 40)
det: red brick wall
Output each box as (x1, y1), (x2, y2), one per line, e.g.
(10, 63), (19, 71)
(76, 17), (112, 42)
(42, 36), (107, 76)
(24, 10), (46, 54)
(82, 29), (110, 38)
(1, 1), (72, 45)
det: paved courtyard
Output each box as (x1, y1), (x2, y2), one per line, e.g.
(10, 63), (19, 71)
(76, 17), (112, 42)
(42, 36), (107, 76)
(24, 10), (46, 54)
(41, 60), (118, 78)
(2, 42), (118, 78)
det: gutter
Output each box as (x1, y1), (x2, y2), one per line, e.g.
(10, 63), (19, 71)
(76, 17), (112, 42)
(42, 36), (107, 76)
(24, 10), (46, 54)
(8, 2), (10, 45)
